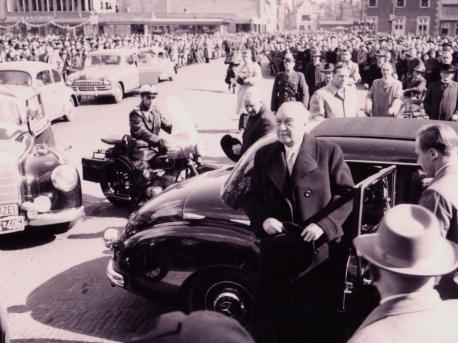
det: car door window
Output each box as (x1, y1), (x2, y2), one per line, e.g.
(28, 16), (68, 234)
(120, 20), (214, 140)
(137, 53), (151, 65)
(51, 69), (62, 83)
(36, 70), (52, 87)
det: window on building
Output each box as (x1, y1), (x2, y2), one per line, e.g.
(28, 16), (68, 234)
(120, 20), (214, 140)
(49, 0), (54, 11)
(441, 25), (450, 36)
(420, 0), (430, 8)
(417, 17), (430, 35)
(368, 0), (377, 7)
(56, 0), (62, 11)
(455, 24), (458, 36)
(301, 15), (311, 21)
(32, 0), (37, 11)
(299, 25), (305, 30)
(396, 0), (405, 7)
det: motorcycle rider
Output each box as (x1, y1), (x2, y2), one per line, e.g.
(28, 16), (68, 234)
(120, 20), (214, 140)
(129, 84), (173, 161)
(129, 84), (173, 199)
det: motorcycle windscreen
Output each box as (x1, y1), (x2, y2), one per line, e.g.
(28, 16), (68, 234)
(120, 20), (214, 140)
(164, 95), (200, 159)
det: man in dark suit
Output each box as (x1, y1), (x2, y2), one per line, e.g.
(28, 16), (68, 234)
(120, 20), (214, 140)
(271, 53), (309, 112)
(245, 101), (354, 343)
(423, 64), (458, 121)
(416, 124), (458, 299)
(304, 49), (323, 95)
(221, 89), (275, 162)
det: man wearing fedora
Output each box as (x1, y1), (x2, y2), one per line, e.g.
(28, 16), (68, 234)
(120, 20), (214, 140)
(349, 204), (458, 343)
(244, 101), (354, 343)
(314, 63), (334, 91)
(271, 53), (309, 113)
(402, 62), (427, 99)
(423, 64), (458, 121)
(416, 124), (458, 298)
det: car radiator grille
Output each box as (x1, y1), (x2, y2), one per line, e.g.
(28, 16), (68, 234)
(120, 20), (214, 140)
(0, 165), (20, 205)
(73, 80), (110, 91)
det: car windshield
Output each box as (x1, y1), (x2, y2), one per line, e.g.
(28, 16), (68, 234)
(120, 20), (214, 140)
(86, 55), (121, 66)
(0, 71), (32, 86)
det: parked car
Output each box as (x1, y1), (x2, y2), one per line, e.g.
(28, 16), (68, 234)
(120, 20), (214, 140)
(138, 48), (177, 82)
(102, 118), (455, 339)
(67, 49), (161, 103)
(0, 89), (84, 235)
(0, 62), (78, 122)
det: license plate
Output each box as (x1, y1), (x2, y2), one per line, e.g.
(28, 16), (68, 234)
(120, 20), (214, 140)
(0, 216), (25, 233)
(0, 204), (18, 216)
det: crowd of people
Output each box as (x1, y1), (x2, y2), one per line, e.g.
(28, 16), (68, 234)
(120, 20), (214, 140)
(2, 28), (458, 343)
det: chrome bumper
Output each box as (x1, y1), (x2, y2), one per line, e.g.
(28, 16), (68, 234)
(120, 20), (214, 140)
(72, 88), (114, 97)
(28, 206), (85, 227)
(107, 259), (125, 287)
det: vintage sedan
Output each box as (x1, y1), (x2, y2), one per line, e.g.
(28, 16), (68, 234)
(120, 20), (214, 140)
(138, 48), (177, 82)
(67, 49), (161, 103)
(0, 62), (78, 122)
(0, 90), (84, 235)
(103, 118), (453, 339)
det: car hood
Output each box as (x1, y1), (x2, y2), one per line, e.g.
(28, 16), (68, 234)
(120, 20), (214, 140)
(124, 167), (247, 237)
(71, 66), (120, 81)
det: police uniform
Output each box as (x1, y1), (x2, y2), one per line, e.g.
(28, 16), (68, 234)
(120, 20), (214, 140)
(271, 70), (309, 112)
(129, 103), (172, 161)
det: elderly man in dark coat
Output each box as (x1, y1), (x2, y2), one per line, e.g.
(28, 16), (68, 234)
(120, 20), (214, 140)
(271, 53), (309, 112)
(244, 101), (354, 343)
(221, 89), (275, 162)
(423, 64), (458, 121)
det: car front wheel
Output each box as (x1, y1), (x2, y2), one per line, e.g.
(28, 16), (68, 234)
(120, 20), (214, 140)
(113, 83), (124, 103)
(184, 269), (256, 326)
(64, 97), (75, 121)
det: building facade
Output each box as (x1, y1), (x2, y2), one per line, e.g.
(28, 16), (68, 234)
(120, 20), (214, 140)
(1, 0), (278, 35)
(363, 0), (440, 36)
(440, 0), (458, 35)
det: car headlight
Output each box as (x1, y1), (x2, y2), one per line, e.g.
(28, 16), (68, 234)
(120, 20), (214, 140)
(101, 78), (111, 86)
(66, 78), (74, 86)
(51, 165), (78, 192)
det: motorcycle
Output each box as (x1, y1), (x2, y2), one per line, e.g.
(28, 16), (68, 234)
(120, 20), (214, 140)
(82, 96), (215, 207)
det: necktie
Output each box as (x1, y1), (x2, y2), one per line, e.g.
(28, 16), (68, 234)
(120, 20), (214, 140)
(286, 150), (295, 175)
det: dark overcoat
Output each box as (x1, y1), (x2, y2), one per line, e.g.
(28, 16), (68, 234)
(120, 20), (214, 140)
(244, 135), (354, 241)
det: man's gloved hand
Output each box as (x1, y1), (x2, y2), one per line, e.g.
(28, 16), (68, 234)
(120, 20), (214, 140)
(232, 144), (242, 155)
(157, 138), (170, 155)
(452, 113), (458, 121)
(301, 223), (324, 242)
(262, 217), (284, 235)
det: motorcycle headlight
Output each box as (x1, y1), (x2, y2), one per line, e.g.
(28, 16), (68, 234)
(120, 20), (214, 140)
(51, 165), (78, 192)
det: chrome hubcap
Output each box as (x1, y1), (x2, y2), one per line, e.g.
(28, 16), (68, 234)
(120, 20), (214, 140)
(205, 281), (250, 322)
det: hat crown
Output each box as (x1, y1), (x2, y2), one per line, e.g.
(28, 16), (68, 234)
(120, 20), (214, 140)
(377, 205), (441, 267)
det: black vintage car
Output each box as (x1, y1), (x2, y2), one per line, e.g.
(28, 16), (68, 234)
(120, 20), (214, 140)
(103, 118), (458, 338)
(0, 88), (84, 235)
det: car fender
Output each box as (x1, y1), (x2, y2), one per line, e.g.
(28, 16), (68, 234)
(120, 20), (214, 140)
(124, 222), (260, 276)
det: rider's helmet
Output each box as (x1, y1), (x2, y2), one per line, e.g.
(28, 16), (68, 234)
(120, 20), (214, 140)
(139, 84), (158, 96)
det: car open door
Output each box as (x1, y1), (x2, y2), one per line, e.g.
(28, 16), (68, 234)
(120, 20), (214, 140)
(338, 165), (397, 339)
